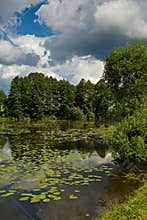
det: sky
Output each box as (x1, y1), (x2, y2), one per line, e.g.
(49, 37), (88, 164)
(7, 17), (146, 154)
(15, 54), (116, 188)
(0, 0), (147, 92)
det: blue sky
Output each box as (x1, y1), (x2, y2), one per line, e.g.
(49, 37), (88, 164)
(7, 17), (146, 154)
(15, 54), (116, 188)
(0, 0), (147, 92)
(16, 2), (54, 37)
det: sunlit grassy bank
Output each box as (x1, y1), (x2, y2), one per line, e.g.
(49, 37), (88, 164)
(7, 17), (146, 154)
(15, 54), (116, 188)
(97, 181), (147, 220)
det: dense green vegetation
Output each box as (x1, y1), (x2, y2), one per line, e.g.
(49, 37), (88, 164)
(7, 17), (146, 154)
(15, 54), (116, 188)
(0, 42), (146, 122)
(104, 42), (147, 118)
(106, 108), (147, 163)
(97, 182), (147, 220)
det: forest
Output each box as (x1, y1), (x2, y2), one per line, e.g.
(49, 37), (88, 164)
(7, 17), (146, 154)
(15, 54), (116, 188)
(0, 42), (146, 122)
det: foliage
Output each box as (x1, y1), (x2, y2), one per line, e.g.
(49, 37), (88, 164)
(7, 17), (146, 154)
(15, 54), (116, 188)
(94, 79), (114, 120)
(106, 108), (147, 163)
(69, 107), (86, 121)
(41, 115), (57, 122)
(97, 182), (147, 220)
(7, 73), (76, 120)
(57, 80), (76, 119)
(104, 42), (147, 117)
(75, 79), (95, 115)
(0, 90), (6, 116)
(86, 111), (95, 121)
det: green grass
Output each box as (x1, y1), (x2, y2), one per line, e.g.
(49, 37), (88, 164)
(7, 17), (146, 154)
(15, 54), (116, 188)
(97, 181), (147, 220)
(0, 117), (14, 122)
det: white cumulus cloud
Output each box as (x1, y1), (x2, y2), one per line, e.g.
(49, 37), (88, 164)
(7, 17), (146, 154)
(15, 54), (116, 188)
(51, 55), (104, 84)
(94, 0), (147, 38)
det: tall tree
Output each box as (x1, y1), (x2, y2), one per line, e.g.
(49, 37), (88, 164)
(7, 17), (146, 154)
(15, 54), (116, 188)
(58, 80), (76, 119)
(75, 79), (95, 115)
(94, 79), (113, 119)
(27, 73), (45, 119)
(7, 76), (23, 119)
(104, 42), (147, 116)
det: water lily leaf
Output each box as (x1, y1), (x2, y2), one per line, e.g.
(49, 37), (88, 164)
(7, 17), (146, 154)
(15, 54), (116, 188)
(74, 190), (80, 193)
(69, 194), (78, 199)
(43, 198), (50, 202)
(19, 197), (30, 201)
(53, 196), (61, 201)
(30, 198), (41, 203)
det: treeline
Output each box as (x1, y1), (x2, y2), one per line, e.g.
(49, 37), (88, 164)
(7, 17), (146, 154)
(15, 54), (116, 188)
(0, 42), (146, 121)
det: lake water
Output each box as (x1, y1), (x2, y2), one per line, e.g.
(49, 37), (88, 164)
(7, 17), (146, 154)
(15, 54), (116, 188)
(0, 121), (143, 220)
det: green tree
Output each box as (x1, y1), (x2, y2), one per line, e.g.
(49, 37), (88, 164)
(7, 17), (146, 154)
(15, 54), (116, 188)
(27, 73), (45, 119)
(58, 80), (76, 119)
(104, 42), (147, 117)
(0, 90), (6, 116)
(69, 107), (86, 121)
(94, 79), (113, 120)
(7, 76), (23, 119)
(75, 79), (95, 115)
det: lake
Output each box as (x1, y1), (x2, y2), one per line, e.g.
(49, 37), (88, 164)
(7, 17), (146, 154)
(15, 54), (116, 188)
(0, 121), (144, 220)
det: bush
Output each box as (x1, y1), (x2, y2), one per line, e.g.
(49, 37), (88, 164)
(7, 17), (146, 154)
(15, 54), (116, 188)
(69, 107), (86, 121)
(41, 115), (57, 121)
(106, 108), (147, 163)
(86, 111), (95, 121)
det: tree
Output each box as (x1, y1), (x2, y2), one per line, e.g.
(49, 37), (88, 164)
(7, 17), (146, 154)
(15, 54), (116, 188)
(58, 80), (76, 119)
(104, 42), (147, 116)
(0, 90), (6, 116)
(69, 107), (86, 121)
(94, 79), (113, 120)
(75, 79), (95, 115)
(7, 76), (23, 119)
(27, 73), (45, 119)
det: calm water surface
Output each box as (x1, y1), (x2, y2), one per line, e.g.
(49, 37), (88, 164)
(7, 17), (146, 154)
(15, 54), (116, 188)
(0, 121), (143, 220)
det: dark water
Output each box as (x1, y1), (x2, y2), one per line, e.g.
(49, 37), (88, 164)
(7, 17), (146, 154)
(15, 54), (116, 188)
(0, 121), (143, 220)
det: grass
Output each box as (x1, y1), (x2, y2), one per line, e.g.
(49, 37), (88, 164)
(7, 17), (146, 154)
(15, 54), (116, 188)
(96, 181), (147, 220)
(0, 117), (14, 122)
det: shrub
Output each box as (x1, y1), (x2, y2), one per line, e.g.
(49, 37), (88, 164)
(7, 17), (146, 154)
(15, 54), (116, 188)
(86, 111), (95, 121)
(69, 107), (86, 121)
(106, 108), (147, 163)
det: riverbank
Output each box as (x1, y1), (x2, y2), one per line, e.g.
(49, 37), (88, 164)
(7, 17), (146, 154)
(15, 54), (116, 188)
(97, 181), (147, 220)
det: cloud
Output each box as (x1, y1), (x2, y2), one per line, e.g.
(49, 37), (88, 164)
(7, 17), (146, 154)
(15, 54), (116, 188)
(0, 34), (53, 91)
(36, 0), (147, 62)
(0, 0), (43, 25)
(51, 55), (104, 84)
(94, 0), (147, 38)
(0, 39), (40, 66)
(0, 55), (104, 92)
(0, 36), (104, 91)
(11, 35), (51, 67)
(36, 0), (96, 32)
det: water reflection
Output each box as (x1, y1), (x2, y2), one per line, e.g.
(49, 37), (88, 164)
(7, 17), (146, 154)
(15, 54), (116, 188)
(0, 137), (12, 162)
(0, 122), (143, 220)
